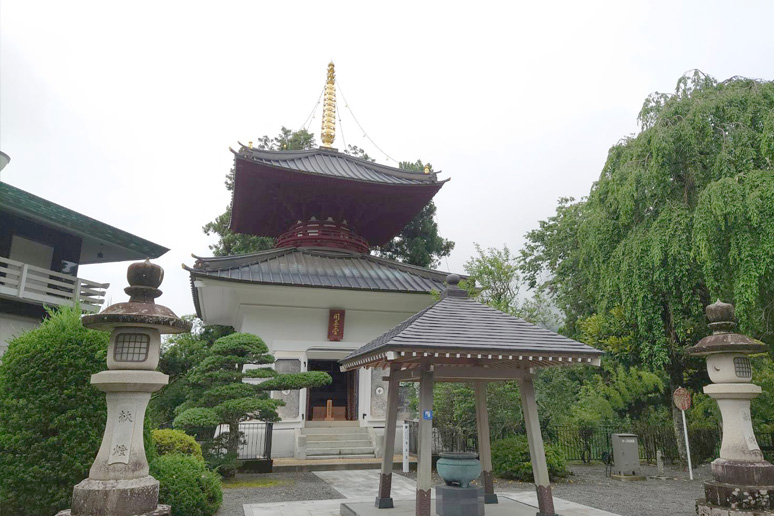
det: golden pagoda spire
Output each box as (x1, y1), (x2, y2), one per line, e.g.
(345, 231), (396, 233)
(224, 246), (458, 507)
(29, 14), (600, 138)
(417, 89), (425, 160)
(321, 62), (336, 148)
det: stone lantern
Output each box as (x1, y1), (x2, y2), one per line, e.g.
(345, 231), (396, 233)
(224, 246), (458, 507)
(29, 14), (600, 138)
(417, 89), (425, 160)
(689, 300), (774, 515)
(58, 260), (191, 516)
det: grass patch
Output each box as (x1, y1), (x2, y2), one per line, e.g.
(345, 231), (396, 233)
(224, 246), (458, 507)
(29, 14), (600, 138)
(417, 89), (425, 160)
(222, 477), (285, 489)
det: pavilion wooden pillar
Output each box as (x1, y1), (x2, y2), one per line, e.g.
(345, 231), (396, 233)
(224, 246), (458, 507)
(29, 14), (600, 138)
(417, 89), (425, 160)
(376, 366), (400, 508)
(474, 380), (497, 504)
(416, 365), (434, 516)
(518, 375), (559, 516)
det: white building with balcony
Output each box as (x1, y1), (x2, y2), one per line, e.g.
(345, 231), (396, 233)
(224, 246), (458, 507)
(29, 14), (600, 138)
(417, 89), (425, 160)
(0, 180), (167, 356)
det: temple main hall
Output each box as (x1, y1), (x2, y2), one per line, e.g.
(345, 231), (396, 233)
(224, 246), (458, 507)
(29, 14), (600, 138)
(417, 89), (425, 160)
(185, 63), (454, 458)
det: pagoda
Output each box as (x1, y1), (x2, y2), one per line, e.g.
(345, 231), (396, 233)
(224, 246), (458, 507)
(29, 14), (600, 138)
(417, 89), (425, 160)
(186, 63), (453, 461)
(229, 62), (447, 253)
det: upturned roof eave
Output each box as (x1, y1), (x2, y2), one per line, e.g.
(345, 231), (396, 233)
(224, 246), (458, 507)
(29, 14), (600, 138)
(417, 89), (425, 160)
(233, 145), (448, 185)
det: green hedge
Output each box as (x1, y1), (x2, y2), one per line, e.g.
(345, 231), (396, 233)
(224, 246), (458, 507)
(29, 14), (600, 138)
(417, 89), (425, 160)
(152, 428), (203, 461)
(151, 454), (222, 516)
(0, 306), (109, 516)
(491, 435), (569, 481)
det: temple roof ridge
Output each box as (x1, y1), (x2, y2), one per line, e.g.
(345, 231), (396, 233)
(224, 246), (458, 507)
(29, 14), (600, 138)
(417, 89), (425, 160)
(233, 144), (447, 185)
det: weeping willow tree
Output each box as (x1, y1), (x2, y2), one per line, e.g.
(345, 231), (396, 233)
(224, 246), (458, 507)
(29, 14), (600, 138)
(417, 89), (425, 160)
(521, 71), (774, 462)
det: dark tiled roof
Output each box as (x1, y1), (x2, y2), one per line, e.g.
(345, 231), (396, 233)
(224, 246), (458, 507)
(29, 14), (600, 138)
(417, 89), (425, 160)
(342, 288), (603, 363)
(0, 182), (168, 260)
(235, 146), (443, 185)
(186, 247), (451, 293)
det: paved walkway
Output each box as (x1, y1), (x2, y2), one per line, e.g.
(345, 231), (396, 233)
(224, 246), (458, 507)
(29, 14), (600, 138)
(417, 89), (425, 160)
(242, 470), (621, 516)
(314, 470), (418, 499)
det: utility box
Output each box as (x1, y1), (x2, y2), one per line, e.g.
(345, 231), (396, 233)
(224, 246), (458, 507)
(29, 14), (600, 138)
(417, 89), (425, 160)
(611, 433), (645, 480)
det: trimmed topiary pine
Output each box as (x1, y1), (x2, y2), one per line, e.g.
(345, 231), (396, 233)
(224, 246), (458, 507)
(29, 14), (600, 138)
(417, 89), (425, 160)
(0, 306), (109, 516)
(491, 435), (569, 481)
(173, 332), (331, 475)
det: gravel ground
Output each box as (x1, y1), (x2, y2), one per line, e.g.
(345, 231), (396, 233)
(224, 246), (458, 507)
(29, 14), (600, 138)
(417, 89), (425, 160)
(399, 462), (711, 516)
(552, 463), (709, 516)
(216, 472), (343, 516)
(218, 463), (709, 516)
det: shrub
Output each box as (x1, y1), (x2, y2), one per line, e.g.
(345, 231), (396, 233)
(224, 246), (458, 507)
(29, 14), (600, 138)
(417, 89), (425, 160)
(153, 428), (203, 461)
(150, 454), (222, 516)
(0, 306), (109, 516)
(173, 407), (219, 439)
(491, 435), (569, 481)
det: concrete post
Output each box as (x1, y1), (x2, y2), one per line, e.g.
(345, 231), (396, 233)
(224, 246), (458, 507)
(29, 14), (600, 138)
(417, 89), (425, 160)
(376, 367), (400, 508)
(416, 365), (434, 516)
(518, 375), (558, 516)
(474, 380), (497, 504)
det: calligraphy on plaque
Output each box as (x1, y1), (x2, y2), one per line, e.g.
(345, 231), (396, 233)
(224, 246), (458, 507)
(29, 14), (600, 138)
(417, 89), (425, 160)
(328, 309), (345, 341)
(108, 402), (137, 465)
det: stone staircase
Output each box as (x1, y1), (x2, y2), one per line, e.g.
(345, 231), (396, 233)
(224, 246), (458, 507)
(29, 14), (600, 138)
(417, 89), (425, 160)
(299, 421), (376, 459)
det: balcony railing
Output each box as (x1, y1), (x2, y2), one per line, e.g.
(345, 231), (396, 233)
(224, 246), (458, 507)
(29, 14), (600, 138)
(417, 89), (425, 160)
(0, 257), (108, 313)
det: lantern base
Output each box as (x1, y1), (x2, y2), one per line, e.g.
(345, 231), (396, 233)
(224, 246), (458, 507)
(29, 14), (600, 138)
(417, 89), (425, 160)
(697, 499), (774, 516)
(57, 476), (166, 516)
(57, 508), (169, 516)
(712, 458), (774, 485)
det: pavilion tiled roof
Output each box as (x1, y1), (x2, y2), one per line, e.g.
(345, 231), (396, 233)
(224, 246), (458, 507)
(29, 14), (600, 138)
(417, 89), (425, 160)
(186, 247), (452, 296)
(235, 146), (444, 185)
(340, 279), (603, 370)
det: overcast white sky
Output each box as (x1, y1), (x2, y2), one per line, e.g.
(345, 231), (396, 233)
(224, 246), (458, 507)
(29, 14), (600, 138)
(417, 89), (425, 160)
(2, 1), (774, 317)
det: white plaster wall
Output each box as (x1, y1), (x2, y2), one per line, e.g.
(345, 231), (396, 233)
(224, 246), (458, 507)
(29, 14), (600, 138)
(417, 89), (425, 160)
(270, 426), (297, 458)
(239, 302), (419, 426)
(0, 314), (39, 358)
(238, 304), (419, 350)
(195, 280), (435, 457)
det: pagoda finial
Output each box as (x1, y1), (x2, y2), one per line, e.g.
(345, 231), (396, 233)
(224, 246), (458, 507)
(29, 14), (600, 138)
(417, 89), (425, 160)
(321, 62), (336, 148)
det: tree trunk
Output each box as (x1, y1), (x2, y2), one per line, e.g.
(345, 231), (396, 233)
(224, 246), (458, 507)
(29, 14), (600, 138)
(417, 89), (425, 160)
(228, 421), (241, 458)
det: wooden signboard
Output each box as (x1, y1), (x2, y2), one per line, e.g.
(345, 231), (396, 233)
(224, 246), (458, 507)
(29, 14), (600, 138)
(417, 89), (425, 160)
(328, 309), (345, 341)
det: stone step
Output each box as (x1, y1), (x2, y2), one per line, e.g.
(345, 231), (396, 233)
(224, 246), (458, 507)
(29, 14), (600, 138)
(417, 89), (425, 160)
(306, 446), (375, 456)
(305, 434), (370, 442)
(299, 454), (378, 461)
(301, 427), (370, 435)
(305, 431), (370, 441)
(306, 439), (373, 449)
(305, 421), (360, 428)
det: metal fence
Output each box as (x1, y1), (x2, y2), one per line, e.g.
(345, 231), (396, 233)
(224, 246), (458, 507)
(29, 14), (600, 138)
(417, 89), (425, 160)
(406, 420), (478, 455)
(408, 420), (731, 464)
(204, 421), (273, 460)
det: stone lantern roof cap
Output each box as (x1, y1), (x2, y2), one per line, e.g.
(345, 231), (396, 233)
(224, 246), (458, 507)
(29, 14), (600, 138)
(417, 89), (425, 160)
(688, 299), (766, 356)
(82, 260), (191, 334)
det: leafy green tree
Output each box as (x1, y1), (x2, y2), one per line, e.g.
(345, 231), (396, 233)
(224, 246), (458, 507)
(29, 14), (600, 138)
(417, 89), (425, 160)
(202, 127), (316, 256)
(374, 160), (455, 268)
(149, 318), (233, 427)
(463, 243), (559, 328)
(173, 332), (330, 474)
(203, 131), (455, 268)
(0, 306), (109, 515)
(519, 71), (774, 462)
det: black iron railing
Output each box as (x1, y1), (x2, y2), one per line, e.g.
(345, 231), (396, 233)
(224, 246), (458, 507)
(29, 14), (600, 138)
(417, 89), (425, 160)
(408, 421), (731, 464)
(203, 421), (273, 460)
